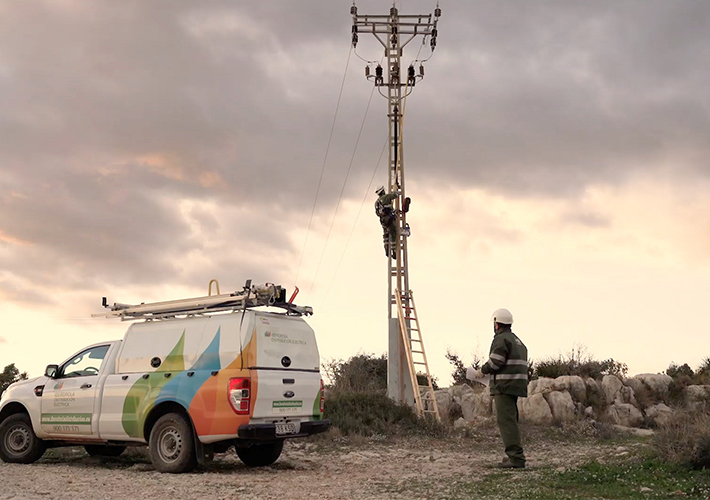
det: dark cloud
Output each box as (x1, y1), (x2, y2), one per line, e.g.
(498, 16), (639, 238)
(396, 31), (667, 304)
(0, 0), (708, 304)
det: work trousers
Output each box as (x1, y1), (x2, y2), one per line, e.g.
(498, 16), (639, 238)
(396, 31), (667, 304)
(493, 394), (526, 465)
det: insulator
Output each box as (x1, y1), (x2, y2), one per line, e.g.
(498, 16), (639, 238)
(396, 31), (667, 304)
(430, 37), (437, 49)
(350, 5), (357, 15)
(435, 7), (441, 17)
(352, 33), (358, 46)
(390, 34), (397, 47)
(352, 25), (358, 33)
(419, 64), (424, 76)
(390, 7), (398, 16)
(365, 66), (370, 77)
(408, 65), (415, 78)
(391, 25), (398, 34)
(432, 28), (438, 37)
(376, 65), (383, 77)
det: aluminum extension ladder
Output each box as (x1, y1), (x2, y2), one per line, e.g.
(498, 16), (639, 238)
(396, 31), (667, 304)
(395, 289), (440, 422)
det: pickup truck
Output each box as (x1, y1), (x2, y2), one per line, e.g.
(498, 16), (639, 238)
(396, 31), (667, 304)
(0, 307), (330, 473)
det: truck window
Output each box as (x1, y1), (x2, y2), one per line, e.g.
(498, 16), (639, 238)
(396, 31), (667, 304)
(60, 345), (110, 378)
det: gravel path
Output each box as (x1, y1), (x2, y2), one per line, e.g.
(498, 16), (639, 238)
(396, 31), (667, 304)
(0, 432), (640, 500)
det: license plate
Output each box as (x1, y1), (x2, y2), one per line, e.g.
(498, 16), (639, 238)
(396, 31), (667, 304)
(275, 422), (299, 435)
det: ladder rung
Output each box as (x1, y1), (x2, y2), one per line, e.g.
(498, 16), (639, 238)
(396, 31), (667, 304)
(412, 350), (424, 354)
(413, 361), (426, 365)
(410, 338), (421, 342)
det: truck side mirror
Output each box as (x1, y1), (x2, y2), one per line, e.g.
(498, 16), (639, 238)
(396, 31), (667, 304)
(44, 364), (59, 378)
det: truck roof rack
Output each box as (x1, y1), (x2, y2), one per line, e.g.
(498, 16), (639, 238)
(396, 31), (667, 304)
(92, 280), (313, 321)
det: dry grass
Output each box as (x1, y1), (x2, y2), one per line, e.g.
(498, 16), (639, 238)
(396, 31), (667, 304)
(654, 408), (710, 470)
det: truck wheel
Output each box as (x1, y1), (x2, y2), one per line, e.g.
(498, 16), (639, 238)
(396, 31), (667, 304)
(148, 413), (197, 473)
(0, 413), (46, 464)
(84, 445), (126, 457)
(236, 440), (284, 467)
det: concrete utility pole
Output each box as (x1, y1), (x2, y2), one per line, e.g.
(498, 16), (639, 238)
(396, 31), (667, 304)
(350, 3), (441, 405)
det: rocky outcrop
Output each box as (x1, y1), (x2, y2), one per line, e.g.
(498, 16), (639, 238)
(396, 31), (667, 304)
(551, 376), (587, 405)
(683, 385), (710, 408)
(602, 375), (624, 404)
(645, 403), (673, 427)
(605, 402), (644, 427)
(518, 393), (553, 424)
(441, 375), (706, 430)
(634, 374), (672, 402)
(544, 390), (576, 422)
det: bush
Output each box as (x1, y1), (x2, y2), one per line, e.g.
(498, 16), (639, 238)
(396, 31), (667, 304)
(323, 392), (447, 437)
(446, 350), (481, 387)
(323, 353), (387, 394)
(0, 363), (28, 397)
(654, 408), (710, 470)
(533, 345), (627, 380)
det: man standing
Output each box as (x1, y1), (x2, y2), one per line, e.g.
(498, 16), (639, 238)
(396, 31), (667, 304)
(467, 308), (528, 468)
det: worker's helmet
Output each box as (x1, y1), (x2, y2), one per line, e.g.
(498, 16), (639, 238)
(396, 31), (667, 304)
(375, 186), (386, 196)
(490, 308), (513, 325)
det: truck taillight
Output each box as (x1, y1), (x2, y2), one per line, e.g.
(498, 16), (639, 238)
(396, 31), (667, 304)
(319, 379), (325, 413)
(228, 377), (251, 415)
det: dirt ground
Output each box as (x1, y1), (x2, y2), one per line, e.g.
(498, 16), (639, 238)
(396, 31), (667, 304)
(0, 427), (646, 500)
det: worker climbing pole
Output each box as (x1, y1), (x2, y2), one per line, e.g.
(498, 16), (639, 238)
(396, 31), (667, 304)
(351, 3), (442, 418)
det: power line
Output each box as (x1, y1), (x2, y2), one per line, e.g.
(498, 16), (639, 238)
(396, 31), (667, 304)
(293, 46), (353, 289)
(308, 78), (379, 297)
(325, 138), (388, 298)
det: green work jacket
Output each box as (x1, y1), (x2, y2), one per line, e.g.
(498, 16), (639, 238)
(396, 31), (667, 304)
(480, 326), (528, 397)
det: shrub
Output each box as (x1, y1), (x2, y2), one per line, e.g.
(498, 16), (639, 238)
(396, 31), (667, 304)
(416, 372), (439, 390)
(323, 353), (387, 394)
(323, 392), (446, 437)
(654, 408), (710, 470)
(533, 345), (627, 380)
(0, 363), (28, 397)
(446, 350), (481, 387)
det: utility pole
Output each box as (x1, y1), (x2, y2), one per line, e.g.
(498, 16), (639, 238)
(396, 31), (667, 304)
(351, 3), (441, 405)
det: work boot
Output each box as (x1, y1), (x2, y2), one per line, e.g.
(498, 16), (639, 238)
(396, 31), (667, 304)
(495, 457), (525, 469)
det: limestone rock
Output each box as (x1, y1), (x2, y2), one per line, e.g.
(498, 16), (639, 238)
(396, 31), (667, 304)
(605, 403), (643, 427)
(473, 391), (493, 418)
(683, 385), (710, 408)
(530, 377), (554, 396)
(646, 403), (673, 428)
(552, 375), (587, 404)
(460, 391), (477, 422)
(518, 393), (553, 424)
(634, 373), (673, 402)
(602, 375), (623, 405)
(544, 390), (576, 422)
(433, 389), (453, 420)
(585, 378), (607, 408)
(584, 406), (596, 419)
(453, 417), (468, 429)
(617, 385), (638, 407)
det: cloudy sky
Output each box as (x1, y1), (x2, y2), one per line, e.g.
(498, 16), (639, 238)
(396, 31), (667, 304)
(1, 0), (709, 385)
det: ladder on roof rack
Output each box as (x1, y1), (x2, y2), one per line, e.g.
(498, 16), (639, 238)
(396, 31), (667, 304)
(395, 288), (440, 422)
(92, 280), (313, 321)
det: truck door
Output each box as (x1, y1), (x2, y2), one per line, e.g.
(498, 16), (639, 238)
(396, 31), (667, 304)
(41, 344), (111, 438)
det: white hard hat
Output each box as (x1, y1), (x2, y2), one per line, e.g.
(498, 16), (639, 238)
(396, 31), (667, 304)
(375, 186), (386, 195)
(491, 308), (513, 325)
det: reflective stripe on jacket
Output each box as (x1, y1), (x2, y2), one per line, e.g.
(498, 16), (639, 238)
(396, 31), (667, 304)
(480, 326), (528, 397)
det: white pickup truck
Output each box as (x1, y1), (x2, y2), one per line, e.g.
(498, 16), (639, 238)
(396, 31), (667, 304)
(0, 289), (330, 473)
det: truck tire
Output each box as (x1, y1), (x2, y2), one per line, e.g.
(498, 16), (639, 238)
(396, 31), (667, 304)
(148, 413), (197, 473)
(236, 440), (283, 467)
(84, 445), (126, 457)
(0, 413), (46, 464)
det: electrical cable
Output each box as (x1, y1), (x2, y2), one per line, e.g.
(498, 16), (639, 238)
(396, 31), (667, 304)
(324, 137), (388, 297)
(308, 77), (379, 296)
(293, 46), (353, 290)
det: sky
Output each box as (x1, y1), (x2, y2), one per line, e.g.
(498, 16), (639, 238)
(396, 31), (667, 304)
(1, 0), (709, 385)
